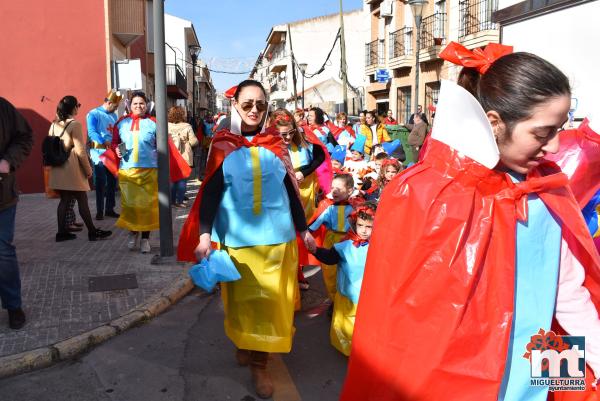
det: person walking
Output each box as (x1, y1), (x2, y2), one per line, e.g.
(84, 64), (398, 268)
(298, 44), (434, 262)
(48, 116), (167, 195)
(0, 97), (33, 330)
(87, 89), (122, 220)
(48, 96), (112, 242)
(178, 80), (316, 399)
(168, 105), (197, 208)
(113, 91), (158, 254)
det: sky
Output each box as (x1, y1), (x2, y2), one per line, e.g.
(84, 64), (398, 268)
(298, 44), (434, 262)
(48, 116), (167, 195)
(164, 0), (363, 92)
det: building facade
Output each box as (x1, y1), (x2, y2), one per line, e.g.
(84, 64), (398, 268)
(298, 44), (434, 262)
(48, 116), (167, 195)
(250, 10), (368, 116)
(363, 0), (500, 124)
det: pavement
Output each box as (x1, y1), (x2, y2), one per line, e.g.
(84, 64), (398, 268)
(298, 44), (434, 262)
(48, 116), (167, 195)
(0, 183), (199, 378)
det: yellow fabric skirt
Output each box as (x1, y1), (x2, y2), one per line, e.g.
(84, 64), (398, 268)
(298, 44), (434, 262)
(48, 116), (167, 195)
(116, 168), (159, 232)
(298, 173), (318, 221)
(220, 239), (299, 353)
(330, 292), (357, 356)
(322, 230), (346, 300)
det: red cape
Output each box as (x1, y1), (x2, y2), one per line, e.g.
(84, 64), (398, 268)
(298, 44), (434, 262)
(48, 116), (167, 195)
(546, 119), (600, 208)
(302, 127), (333, 194)
(104, 114), (191, 182)
(177, 128), (299, 262)
(341, 139), (600, 401)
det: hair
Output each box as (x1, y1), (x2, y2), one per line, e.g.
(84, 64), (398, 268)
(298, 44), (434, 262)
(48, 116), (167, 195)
(336, 112), (347, 121)
(360, 110), (367, 115)
(233, 79), (267, 101)
(310, 107), (325, 125)
(270, 108), (309, 148)
(56, 95), (79, 122)
(333, 172), (354, 189)
(374, 152), (389, 161)
(294, 109), (305, 118)
(352, 202), (377, 226)
(130, 91), (148, 103)
(378, 158), (402, 188)
(458, 52), (570, 136)
(168, 106), (186, 124)
(366, 110), (377, 121)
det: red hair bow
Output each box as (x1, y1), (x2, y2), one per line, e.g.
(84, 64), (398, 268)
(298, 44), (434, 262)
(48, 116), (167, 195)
(439, 41), (513, 75)
(350, 205), (376, 223)
(274, 113), (292, 124)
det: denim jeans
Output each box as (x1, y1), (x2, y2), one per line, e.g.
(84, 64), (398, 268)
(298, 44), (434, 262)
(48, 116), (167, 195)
(171, 179), (187, 204)
(0, 205), (22, 310)
(94, 162), (116, 215)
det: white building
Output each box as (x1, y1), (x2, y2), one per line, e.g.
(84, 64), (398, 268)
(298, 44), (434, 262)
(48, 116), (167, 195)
(250, 10), (369, 115)
(495, 0), (599, 122)
(164, 14), (215, 117)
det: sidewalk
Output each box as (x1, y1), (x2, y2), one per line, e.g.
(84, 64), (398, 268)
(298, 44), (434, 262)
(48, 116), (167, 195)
(0, 183), (199, 376)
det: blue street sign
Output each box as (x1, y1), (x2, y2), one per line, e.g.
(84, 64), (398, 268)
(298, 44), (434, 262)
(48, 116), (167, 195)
(376, 69), (390, 83)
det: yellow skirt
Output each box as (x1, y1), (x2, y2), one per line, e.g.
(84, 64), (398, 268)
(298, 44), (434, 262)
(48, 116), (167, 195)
(330, 292), (357, 356)
(322, 230), (346, 300)
(298, 173), (318, 221)
(116, 168), (159, 232)
(220, 239), (299, 353)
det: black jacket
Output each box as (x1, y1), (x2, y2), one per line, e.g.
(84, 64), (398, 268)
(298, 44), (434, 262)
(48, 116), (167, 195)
(0, 97), (33, 210)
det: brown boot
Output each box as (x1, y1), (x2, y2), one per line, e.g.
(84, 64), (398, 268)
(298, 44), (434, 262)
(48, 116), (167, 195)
(235, 348), (251, 366)
(250, 351), (274, 399)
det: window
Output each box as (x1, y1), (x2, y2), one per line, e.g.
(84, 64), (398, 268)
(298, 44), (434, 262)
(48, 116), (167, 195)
(397, 86), (412, 124)
(425, 82), (441, 121)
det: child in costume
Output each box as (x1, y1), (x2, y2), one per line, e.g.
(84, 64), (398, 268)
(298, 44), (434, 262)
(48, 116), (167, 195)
(308, 173), (355, 301)
(308, 203), (376, 356)
(344, 135), (368, 187)
(177, 80), (315, 400)
(364, 157), (402, 203)
(330, 145), (347, 173)
(341, 43), (600, 401)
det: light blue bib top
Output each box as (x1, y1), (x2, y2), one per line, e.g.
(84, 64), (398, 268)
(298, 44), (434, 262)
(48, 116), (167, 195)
(309, 204), (353, 233)
(313, 125), (330, 145)
(86, 106), (118, 165)
(334, 239), (369, 304)
(117, 117), (157, 169)
(498, 174), (562, 401)
(212, 146), (296, 247)
(288, 143), (313, 170)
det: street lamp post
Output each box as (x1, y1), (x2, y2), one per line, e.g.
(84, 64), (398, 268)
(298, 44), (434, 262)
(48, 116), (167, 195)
(299, 63), (307, 110)
(409, 0), (427, 116)
(188, 44), (201, 127)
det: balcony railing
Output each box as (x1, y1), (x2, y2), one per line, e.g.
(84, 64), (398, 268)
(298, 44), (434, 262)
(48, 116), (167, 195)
(419, 13), (446, 50)
(270, 80), (288, 93)
(459, 0), (499, 39)
(166, 64), (187, 96)
(389, 27), (413, 59)
(365, 40), (378, 67)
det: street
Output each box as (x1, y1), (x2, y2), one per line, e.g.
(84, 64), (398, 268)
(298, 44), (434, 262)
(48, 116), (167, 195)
(0, 272), (347, 401)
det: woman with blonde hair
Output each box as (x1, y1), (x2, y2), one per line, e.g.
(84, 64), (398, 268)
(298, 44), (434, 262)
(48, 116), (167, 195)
(168, 106), (198, 207)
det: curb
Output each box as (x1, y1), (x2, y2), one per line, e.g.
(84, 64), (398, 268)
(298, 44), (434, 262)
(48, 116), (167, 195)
(0, 272), (194, 379)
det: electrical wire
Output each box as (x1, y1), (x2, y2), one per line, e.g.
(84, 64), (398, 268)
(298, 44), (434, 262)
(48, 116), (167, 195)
(207, 68), (252, 75)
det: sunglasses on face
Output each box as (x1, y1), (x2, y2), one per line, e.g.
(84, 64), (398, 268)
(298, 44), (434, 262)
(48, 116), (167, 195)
(280, 129), (296, 137)
(239, 100), (267, 112)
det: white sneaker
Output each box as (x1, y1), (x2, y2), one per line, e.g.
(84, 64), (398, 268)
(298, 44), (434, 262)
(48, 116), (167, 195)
(140, 239), (151, 254)
(127, 232), (139, 250)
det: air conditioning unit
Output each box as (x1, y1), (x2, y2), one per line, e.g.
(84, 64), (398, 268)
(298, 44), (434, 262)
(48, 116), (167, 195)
(381, 0), (394, 17)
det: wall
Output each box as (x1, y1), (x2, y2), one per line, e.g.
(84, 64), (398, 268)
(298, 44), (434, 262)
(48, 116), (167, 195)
(0, 0), (109, 193)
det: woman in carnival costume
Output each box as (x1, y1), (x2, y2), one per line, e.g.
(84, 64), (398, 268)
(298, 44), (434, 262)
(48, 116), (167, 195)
(177, 80), (315, 400)
(112, 91), (159, 253)
(341, 42), (600, 401)
(308, 106), (338, 150)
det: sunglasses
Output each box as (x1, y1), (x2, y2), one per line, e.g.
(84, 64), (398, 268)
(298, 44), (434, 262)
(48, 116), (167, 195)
(280, 129), (296, 137)
(239, 100), (267, 112)
(76, 103), (81, 108)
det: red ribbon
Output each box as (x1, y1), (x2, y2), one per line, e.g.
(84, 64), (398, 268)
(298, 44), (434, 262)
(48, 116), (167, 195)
(439, 41), (513, 75)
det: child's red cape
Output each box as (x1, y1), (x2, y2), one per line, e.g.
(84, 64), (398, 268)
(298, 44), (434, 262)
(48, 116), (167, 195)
(102, 114), (191, 182)
(340, 139), (600, 401)
(177, 128), (299, 262)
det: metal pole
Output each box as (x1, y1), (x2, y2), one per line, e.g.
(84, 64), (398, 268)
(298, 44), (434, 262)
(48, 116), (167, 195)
(153, 0), (174, 257)
(302, 72), (305, 110)
(414, 17), (422, 115)
(192, 59), (196, 125)
(339, 0), (348, 113)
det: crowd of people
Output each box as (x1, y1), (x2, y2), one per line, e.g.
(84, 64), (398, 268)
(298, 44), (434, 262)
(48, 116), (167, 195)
(1, 39), (600, 401)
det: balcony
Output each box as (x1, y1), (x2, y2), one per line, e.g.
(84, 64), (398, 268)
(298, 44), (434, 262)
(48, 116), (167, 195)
(110, 0), (145, 46)
(418, 13), (446, 62)
(269, 79), (288, 100)
(267, 45), (288, 73)
(166, 64), (188, 99)
(459, 0), (500, 49)
(365, 39), (378, 74)
(389, 27), (414, 70)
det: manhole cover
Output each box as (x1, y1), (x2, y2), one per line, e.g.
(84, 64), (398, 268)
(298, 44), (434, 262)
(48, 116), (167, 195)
(88, 274), (138, 292)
